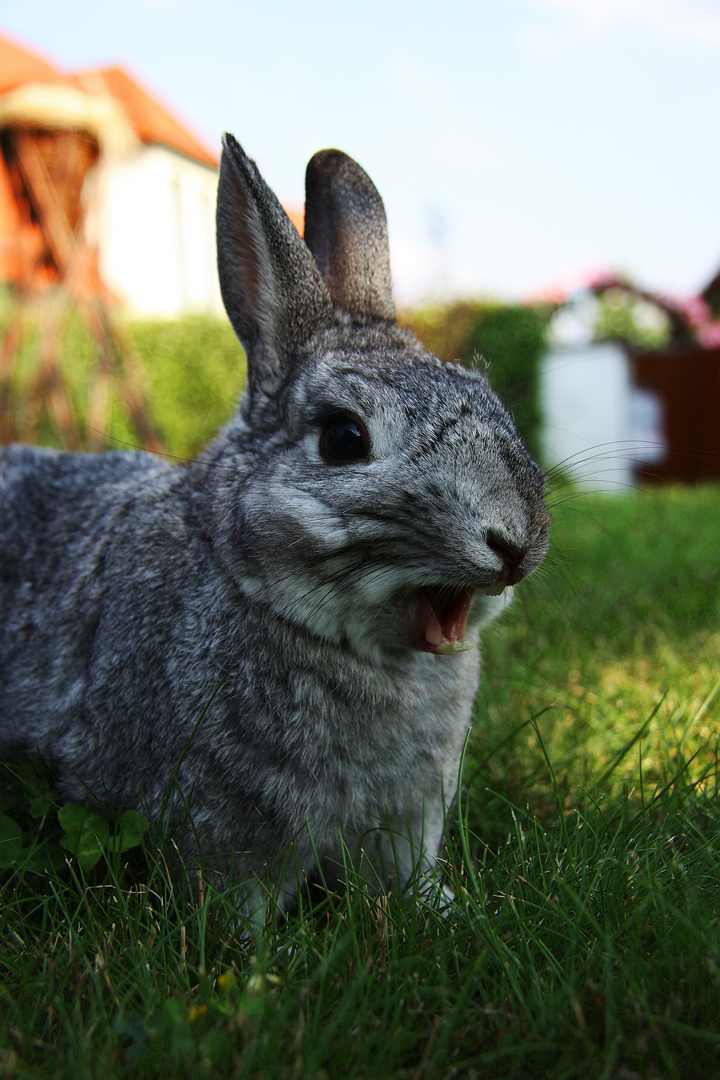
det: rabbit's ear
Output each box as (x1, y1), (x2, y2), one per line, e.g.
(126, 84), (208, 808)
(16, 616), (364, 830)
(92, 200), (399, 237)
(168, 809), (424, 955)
(217, 134), (334, 396)
(304, 150), (396, 322)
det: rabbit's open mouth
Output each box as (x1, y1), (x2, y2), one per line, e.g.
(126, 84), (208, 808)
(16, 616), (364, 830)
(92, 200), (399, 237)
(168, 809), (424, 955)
(415, 587), (475, 655)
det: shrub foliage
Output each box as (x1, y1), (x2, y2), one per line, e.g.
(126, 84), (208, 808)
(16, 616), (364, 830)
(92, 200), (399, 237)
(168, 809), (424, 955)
(0, 310), (246, 460)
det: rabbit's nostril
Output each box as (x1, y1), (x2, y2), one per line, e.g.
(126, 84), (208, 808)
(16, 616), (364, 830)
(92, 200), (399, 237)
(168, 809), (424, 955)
(486, 531), (527, 583)
(486, 531), (524, 565)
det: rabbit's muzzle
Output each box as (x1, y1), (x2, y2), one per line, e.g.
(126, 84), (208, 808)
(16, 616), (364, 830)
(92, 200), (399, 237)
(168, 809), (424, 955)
(411, 512), (550, 655)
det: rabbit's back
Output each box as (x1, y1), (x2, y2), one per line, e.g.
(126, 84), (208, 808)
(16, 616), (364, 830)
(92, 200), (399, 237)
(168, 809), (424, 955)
(1, 445), (170, 560)
(0, 446), (192, 761)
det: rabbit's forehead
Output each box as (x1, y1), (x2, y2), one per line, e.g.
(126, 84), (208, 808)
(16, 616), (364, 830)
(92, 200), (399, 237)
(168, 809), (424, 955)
(293, 350), (496, 427)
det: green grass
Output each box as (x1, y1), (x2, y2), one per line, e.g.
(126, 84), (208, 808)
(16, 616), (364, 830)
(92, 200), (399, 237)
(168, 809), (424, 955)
(1, 485), (719, 1079)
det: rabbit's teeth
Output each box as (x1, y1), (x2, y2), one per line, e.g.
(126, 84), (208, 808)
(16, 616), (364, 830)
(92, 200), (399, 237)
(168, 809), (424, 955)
(416, 588), (473, 653)
(418, 596), (445, 648)
(479, 582), (507, 597)
(435, 641), (474, 655)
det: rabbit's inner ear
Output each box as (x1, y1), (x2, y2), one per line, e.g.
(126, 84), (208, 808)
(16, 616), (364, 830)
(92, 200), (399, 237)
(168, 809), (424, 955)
(304, 149), (396, 323)
(216, 134), (334, 396)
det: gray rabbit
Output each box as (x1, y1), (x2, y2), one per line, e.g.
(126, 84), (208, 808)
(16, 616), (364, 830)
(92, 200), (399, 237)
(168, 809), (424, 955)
(0, 134), (550, 910)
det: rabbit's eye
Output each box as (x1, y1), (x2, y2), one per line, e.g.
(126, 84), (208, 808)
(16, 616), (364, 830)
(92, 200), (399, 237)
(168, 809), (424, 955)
(319, 413), (370, 464)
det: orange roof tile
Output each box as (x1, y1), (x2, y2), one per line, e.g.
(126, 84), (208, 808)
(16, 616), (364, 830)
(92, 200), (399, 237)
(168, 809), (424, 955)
(0, 32), (59, 95)
(0, 33), (218, 168)
(285, 204), (304, 236)
(71, 65), (218, 168)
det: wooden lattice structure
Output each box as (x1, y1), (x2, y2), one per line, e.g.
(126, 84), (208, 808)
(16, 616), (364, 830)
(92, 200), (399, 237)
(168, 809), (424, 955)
(0, 118), (162, 453)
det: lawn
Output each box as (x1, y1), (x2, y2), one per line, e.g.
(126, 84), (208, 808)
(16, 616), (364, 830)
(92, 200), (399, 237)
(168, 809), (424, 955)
(1, 482), (719, 1079)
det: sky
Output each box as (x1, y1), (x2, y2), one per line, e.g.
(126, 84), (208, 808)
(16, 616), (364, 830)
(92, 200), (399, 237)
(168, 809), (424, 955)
(1, 0), (719, 307)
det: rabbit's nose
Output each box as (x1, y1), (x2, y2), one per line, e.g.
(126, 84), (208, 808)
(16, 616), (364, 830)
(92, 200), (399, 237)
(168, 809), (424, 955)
(486, 531), (527, 585)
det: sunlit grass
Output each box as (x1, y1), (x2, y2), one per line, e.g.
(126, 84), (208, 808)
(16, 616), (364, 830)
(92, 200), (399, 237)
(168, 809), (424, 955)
(474, 484), (720, 812)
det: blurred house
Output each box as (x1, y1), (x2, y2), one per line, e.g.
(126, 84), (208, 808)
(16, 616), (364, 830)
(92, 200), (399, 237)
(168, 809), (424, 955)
(540, 275), (720, 488)
(0, 33), (303, 318)
(541, 339), (661, 492)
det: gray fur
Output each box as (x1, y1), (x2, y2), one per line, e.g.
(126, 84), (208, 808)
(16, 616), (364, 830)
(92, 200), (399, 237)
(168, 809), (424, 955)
(304, 148), (395, 321)
(0, 134), (550, 910)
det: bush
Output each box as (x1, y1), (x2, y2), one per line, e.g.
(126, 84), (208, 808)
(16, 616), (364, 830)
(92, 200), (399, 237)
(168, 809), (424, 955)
(0, 309), (246, 460)
(2, 301), (547, 460)
(127, 316), (246, 459)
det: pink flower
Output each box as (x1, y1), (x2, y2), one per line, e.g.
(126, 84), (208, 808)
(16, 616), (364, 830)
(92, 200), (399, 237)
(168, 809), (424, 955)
(697, 322), (720, 348)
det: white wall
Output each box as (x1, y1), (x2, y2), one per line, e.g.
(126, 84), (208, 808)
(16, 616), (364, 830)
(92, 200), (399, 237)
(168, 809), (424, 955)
(540, 343), (667, 492)
(96, 144), (223, 318)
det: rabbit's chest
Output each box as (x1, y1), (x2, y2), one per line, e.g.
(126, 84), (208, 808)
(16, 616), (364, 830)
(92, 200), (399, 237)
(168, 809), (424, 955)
(225, 627), (481, 815)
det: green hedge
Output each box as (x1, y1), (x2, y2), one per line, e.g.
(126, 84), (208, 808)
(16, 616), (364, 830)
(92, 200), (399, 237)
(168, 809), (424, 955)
(0, 312), (246, 461)
(127, 316), (246, 459)
(402, 301), (549, 459)
(2, 303), (546, 461)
